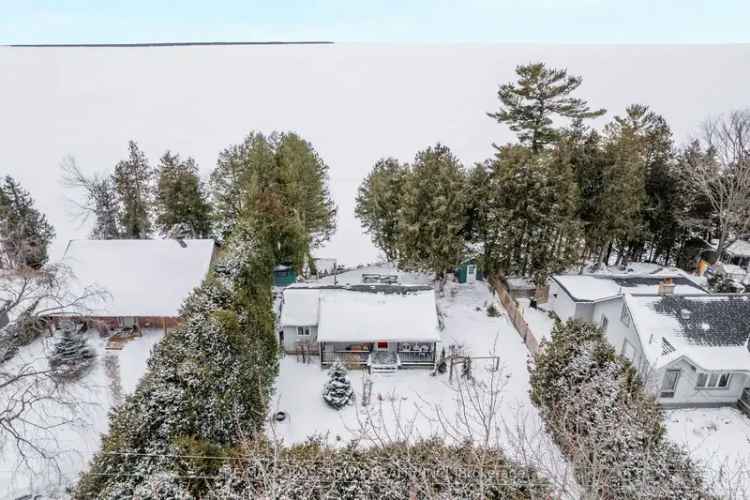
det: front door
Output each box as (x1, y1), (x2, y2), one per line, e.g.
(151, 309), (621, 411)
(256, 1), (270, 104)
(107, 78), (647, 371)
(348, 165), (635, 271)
(376, 341), (389, 351)
(660, 369), (681, 399)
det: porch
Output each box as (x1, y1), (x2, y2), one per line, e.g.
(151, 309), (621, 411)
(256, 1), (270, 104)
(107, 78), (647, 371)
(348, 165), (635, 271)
(319, 341), (437, 369)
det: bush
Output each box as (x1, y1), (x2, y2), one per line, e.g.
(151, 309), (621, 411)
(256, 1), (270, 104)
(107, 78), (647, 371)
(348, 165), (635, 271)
(529, 320), (715, 499)
(208, 438), (552, 499)
(322, 361), (354, 409)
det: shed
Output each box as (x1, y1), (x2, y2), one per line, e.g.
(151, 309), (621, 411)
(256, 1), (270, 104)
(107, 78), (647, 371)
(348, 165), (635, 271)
(456, 259), (483, 284)
(273, 264), (297, 287)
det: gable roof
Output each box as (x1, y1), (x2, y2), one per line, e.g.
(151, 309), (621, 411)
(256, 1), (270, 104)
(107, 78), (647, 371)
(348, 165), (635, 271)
(279, 284), (440, 343)
(726, 239), (750, 258)
(552, 273), (706, 302)
(62, 239), (215, 317)
(625, 293), (750, 371)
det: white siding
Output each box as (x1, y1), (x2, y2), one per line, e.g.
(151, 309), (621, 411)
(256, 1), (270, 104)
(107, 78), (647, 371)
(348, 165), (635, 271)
(654, 359), (748, 406)
(281, 325), (318, 352)
(548, 280), (577, 321)
(593, 299), (648, 376)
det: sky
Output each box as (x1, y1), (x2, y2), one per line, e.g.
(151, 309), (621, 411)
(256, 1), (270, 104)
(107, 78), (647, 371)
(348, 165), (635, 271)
(1, 1), (749, 45)
(1, 43), (749, 266)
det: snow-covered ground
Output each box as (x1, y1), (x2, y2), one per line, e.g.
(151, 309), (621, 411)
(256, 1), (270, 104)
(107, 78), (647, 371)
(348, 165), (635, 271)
(0, 329), (164, 500)
(271, 266), (576, 496)
(666, 407), (750, 497)
(517, 297), (556, 341)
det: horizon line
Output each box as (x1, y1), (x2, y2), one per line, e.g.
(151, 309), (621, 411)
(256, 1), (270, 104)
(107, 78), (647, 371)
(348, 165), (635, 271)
(7, 41), (335, 48)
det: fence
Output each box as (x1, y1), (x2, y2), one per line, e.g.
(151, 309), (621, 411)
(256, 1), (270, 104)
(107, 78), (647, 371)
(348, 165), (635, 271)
(489, 275), (540, 355)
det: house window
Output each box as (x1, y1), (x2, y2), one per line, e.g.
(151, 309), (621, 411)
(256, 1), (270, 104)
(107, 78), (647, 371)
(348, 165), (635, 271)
(660, 369), (681, 398)
(620, 304), (631, 327)
(600, 314), (609, 332)
(696, 371), (732, 389)
(297, 327), (311, 336)
(622, 339), (635, 362)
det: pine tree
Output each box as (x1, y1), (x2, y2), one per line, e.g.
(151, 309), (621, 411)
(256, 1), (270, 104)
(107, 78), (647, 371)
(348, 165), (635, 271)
(355, 158), (408, 261)
(322, 361), (354, 410)
(155, 151), (212, 238)
(113, 140), (154, 239)
(49, 323), (95, 379)
(488, 62), (606, 152)
(0, 176), (55, 269)
(397, 144), (467, 281)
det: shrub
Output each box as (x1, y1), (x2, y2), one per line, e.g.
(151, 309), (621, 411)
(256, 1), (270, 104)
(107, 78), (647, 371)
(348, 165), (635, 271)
(529, 320), (714, 499)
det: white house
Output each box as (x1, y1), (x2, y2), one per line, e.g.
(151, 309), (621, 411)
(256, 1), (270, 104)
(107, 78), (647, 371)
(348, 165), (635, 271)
(547, 273), (707, 322)
(602, 293), (750, 408)
(54, 239), (216, 330)
(278, 284), (440, 370)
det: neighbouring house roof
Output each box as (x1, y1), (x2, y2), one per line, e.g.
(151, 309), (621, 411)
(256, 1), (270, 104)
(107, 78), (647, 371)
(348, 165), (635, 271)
(61, 239), (215, 318)
(551, 273), (707, 303)
(279, 284), (440, 343)
(624, 293), (750, 371)
(726, 239), (750, 258)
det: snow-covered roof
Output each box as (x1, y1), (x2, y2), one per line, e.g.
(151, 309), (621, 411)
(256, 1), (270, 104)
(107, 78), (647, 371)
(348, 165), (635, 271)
(279, 288), (320, 326)
(726, 239), (750, 258)
(551, 273), (706, 302)
(625, 293), (750, 371)
(279, 285), (440, 343)
(62, 239), (215, 317)
(318, 288), (439, 343)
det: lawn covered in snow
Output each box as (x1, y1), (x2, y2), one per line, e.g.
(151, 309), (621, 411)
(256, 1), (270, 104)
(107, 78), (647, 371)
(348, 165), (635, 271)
(1, 329), (164, 500)
(665, 407), (750, 496)
(271, 266), (575, 495)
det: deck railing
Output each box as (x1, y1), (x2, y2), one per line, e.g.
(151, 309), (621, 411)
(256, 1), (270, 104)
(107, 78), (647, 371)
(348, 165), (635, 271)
(321, 350), (369, 366)
(398, 351), (435, 365)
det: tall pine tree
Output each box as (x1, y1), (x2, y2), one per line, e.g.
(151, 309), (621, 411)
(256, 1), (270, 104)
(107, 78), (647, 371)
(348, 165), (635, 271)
(155, 152), (212, 238)
(0, 176), (55, 269)
(113, 141), (154, 239)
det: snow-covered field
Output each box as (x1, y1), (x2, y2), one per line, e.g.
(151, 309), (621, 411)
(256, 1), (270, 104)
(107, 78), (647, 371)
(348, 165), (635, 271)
(271, 265), (576, 495)
(1, 329), (164, 500)
(666, 407), (750, 496)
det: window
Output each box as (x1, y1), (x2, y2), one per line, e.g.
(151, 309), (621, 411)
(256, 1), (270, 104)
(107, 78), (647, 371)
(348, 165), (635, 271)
(696, 371), (732, 389)
(660, 369), (681, 398)
(600, 314), (609, 332)
(620, 304), (631, 327)
(297, 326), (311, 336)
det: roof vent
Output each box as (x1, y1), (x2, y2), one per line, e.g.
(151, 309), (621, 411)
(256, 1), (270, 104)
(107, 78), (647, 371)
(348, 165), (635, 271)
(680, 308), (691, 320)
(661, 338), (676, 355)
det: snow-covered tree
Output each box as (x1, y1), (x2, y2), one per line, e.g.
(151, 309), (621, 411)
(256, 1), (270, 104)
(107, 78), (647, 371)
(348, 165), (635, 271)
(322, 361), (353, 410)
(113, 140), (154, 239)
(155, 151), (212, 238)
(61, 157), (122, 239)
(0, 176), (55, 269)
(48, 323), (95, 380)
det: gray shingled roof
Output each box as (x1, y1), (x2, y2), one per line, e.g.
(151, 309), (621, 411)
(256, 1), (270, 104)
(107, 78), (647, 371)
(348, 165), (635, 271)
(652, 295), (750, 347)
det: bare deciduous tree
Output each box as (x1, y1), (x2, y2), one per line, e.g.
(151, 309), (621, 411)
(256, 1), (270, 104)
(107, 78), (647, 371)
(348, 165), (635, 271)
(685, 110), (750, 257)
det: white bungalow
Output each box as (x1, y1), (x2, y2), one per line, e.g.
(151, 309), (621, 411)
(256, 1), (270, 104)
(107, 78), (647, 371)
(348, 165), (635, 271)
(278, 284), (440, 370)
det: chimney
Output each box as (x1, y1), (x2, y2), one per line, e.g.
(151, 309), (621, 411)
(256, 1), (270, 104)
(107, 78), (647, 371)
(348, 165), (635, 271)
(657, 277), (675, 296)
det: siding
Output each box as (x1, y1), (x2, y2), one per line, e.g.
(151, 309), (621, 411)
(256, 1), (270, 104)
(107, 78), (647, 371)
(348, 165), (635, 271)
(548, 280), (577, 321)
(655, 359), (748, 407)
(281, 325), (318, 352)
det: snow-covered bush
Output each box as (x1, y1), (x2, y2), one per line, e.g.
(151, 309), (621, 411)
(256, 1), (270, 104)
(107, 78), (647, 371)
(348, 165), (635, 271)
(322, 361), (354, 409)
(48, 325), (96, 380)
(529, 319), (715, 499)
(73, 236), (279, 498)
(208, 438), (551, 499)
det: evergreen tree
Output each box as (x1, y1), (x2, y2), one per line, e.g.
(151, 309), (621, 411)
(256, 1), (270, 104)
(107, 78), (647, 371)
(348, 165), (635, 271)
(354, 158), (408, 261)
(397, 144), (467, 280)
(0, 176), (55, 269)
(49, 323), (96, 379)
(482, 145), (581, 285)
(209, 131), (336, 270)
(488, 62), (606, 152)
(155, 151), (212, 238)
(321, 361), (353, 410)
(113, 140), (154, 239)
